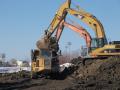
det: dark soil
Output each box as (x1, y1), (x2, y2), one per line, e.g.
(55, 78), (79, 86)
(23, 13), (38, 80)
(0, 57), (120, 90)
(66, 57), (120, 90)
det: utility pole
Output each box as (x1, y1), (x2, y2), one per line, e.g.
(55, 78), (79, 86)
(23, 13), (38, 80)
(65, 45), (68, 63)
(67, 42), (72, 62)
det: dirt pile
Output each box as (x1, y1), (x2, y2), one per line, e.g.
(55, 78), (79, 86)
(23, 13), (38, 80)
(65, 57), (120, 90)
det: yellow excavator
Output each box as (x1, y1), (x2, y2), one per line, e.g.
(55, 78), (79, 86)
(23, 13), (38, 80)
(31, 0), (71, 77)
(31, 0), (92, 77)
(31, 0), (120, 77)
(61, 4), (120, 58)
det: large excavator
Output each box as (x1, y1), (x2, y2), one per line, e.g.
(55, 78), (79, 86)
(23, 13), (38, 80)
(31, 0), (120, 78)
(62, 5), (120, 58)
(71, 10), (120, 57)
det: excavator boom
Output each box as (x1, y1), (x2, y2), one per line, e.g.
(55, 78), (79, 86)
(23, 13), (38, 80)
(56, 20), (92, 48)
(67, 9), (105, 38)
(66, 8), (107, 47)
(46, 0), (71, 37)
(36, 0), (71, 49)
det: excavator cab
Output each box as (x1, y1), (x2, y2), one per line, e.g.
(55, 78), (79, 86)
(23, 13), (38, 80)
(31, 49), (51, 74)
(91, 38), (107, 50)
(31, 48), (60, 77)
(80, 38), (107, 58)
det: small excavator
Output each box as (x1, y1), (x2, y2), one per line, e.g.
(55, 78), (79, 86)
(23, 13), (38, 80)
(31, 0), (71, 77)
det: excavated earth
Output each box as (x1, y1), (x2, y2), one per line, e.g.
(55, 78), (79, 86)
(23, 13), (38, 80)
(0, 57), (120, 90)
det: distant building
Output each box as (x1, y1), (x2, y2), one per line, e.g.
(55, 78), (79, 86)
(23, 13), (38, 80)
(9, 59), (30, 67)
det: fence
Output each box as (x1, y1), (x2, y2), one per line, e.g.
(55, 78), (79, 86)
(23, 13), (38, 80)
(0, 67), (31, 73)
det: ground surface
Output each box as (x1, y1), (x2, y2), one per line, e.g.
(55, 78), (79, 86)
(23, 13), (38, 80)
(0, 57), (120, 90)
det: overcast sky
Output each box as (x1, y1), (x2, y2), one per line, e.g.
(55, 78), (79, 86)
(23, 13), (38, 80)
(0, 0), (120, 60)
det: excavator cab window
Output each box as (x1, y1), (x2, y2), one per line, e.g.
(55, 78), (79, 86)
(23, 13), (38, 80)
(91, 38), (106, 50)
(91, 38), (99, 50)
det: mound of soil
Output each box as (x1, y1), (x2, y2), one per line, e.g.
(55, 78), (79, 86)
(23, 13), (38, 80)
(65, 57), (120, 90)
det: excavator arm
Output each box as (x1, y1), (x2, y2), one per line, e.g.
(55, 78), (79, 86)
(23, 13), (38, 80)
(56, 20), (92, 48)
(37, 0), (71, 49)
(37, 2), (107, 49)
(46, 0), (71, 38)
(66, 8), (107, 47)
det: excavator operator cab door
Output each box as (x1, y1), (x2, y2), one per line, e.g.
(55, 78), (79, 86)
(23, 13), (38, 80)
(91, 38), (99, 50)
(80, 46), (89, 58)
